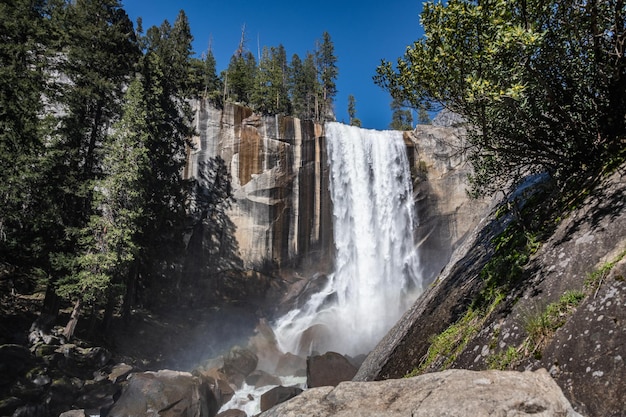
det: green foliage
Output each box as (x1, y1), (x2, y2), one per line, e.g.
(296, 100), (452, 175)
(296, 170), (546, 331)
(56, 77), (148, 306)
(252, 45), (291, 115)
(525, 291), (584, 340)
(487, 346), (521, 370)
(375, 0), (626, 195)
(408, 293), (504, 376)
(389, 98), (413, 130)
(474, 224), (537, 309)
(0, 1), (344, 329)
(224, 51), (257, 105)
(585, 249), (626, 293)
(316, 31), (338, 121)
(347, 94), (361, 127)
(188, 50), (222, 102)
(290, 52), (320, 120)
(0, 0), (51, 267)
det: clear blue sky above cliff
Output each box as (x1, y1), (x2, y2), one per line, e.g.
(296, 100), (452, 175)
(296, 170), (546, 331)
(121, 0), (425, 130)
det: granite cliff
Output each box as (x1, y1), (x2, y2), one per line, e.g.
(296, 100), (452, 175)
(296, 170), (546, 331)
(355, 163), (626, 417)
(185, 100), (490, 289)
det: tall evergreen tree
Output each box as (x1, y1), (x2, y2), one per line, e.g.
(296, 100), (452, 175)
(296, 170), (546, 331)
(56, 77), (148, 337)
(0, 0), (51, 268)
(224, 51), (257, 105)
(130, 12), (195, 308)
(347, 94), (361, 127)
(315, 31), (338, 121)
(43, 0), (140, 318)
(389, 98), (413, 131)
(252, 45), (291, 115)
(289, 52), (319, 120)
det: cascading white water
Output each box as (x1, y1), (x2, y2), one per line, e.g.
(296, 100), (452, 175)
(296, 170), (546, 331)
(273, 122), (423, 357)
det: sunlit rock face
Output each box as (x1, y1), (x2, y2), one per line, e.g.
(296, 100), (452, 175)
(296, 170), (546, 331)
(187, 100), (489, 288)
(404, 125), (492, 285)
(187, 100), (333, 270)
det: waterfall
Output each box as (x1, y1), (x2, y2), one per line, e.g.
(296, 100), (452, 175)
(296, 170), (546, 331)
(273, 122), (423, 357)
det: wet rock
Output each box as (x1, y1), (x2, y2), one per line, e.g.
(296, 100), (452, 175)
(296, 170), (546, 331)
(47, 376), (81, 406)
(74, 381), (121, 412)
(215, 410), (246, 417)
(221, 345), (258, 388)
(107, 370), (215, 417)
(59, 410), (87, 417)
(222, 346), (258, 378)
(259, 386), (303, 413)
(194, 367), (235, 408)
(108, 363), (135, 383)
(244, 370), (281, 388)
(306, 352), (357, 388)
(274, 352), (305, 377)
(259, 369), (580, 417)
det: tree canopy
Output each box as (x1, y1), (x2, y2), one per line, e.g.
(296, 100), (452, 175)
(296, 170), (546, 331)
(375, 0), (626, 195)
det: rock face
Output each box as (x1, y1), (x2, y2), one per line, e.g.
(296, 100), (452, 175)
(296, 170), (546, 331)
(405, 125), (492, 284)
(259, 368), (581, 417)
(187, 102), (489, 287)
(107, 370), (216, 417)
(306, 352), (357, 388)
(355, 165), (626, 416)
(187, 101), (332, 271)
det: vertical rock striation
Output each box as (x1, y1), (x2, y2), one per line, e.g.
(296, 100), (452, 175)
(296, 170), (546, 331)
(187, 101), (489, 289)
(187, 101), (332, 271)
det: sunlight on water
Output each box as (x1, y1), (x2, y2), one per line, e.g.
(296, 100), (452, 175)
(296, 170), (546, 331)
(273, 123), (423, 357)
(217, 376), (307, 416)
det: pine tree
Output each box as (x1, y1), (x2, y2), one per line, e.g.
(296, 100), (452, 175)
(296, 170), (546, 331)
(289, 52), (320, 120)
(130, 13), (195, 307)
(252, 45), (291, 115)
(0, 0), (51, 269)
(56, 77), (148, 337)
(315, 31), (338, 121)
(389, 98), (413, 131)
(348, 94), (362, 127)
(43, 0), (140, 319)
(224, 51), (257, 105)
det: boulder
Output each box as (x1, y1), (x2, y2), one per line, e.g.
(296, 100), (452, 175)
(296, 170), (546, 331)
(107, 370), (216, 417)
(194, 367), (235, 407)
(108, 363), (135, 383)
(244, 370), (281, 388)
(74, 381), (121, 413)
(0, 344), (35, 382)
(222, 346), (258, 378)
(259, 386), (303, 413)
(274, 352), (306, 377)
(259, 369), (581, 417)
(306, 352), (357, 388)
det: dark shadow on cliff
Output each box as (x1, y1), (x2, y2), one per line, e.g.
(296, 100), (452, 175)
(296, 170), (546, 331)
(109, 157), (264, 370)
(552, 165), (626, 247)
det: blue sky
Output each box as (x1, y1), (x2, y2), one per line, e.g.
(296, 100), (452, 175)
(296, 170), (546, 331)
(121, 0), (425, 130)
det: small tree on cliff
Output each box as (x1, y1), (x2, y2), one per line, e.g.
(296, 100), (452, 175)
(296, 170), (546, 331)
(375, 0), (626, 195)
(389, 98), (413, 131)
(348, 94), (362, 127)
